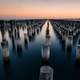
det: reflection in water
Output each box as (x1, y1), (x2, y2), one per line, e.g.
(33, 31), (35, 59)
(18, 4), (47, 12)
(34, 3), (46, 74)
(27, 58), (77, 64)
(40, 21), (54, 80)
(11, 34), (16, 52)
(27, 27), (35, 42)
(1, 39), (10, 64)
(0, 20), (80, 80)
(41, 21), (51, 62)
(8, 28), (12, 39)
(61, 39), (66, 52)
(14, 28), (20, 39)
(41, 43), (50, 60)
(76, 38), (80, 63)
(65, 37), (72, 52)
(15, 39), (23, 57)
(24, 33), (29, 49)
(0, 21), (10, 64)
(3, 62), (11, 80)
(66, 44), (72, 63)
(16, 26), (20, 39)
(39, 66), (53, 80)
(46, 21), (50, 39)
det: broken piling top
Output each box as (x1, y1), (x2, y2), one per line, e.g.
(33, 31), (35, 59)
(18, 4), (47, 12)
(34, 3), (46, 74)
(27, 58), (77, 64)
(40, 66), (53, 73)
(39, 66), (53, 80)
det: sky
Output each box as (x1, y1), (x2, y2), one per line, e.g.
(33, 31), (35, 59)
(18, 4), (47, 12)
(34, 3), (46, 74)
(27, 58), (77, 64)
(0, 0), (80, 19)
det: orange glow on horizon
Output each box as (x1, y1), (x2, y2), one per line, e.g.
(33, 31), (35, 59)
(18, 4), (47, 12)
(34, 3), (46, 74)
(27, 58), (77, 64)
(0, 0), (80, 19)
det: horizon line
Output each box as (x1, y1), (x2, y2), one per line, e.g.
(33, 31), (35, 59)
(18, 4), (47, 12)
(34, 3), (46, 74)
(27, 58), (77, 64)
(0, 17), (80, 20)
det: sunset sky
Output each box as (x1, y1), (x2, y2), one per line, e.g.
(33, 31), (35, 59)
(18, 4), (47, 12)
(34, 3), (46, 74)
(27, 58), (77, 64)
(0, 0), (80, 19)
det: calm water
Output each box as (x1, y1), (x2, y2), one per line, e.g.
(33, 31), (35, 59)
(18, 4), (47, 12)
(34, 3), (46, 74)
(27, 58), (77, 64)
(0, 21), (79, 80)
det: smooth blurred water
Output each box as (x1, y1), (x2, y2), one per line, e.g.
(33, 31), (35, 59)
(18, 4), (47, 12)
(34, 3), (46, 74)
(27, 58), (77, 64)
(0, 21), (79, 80)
